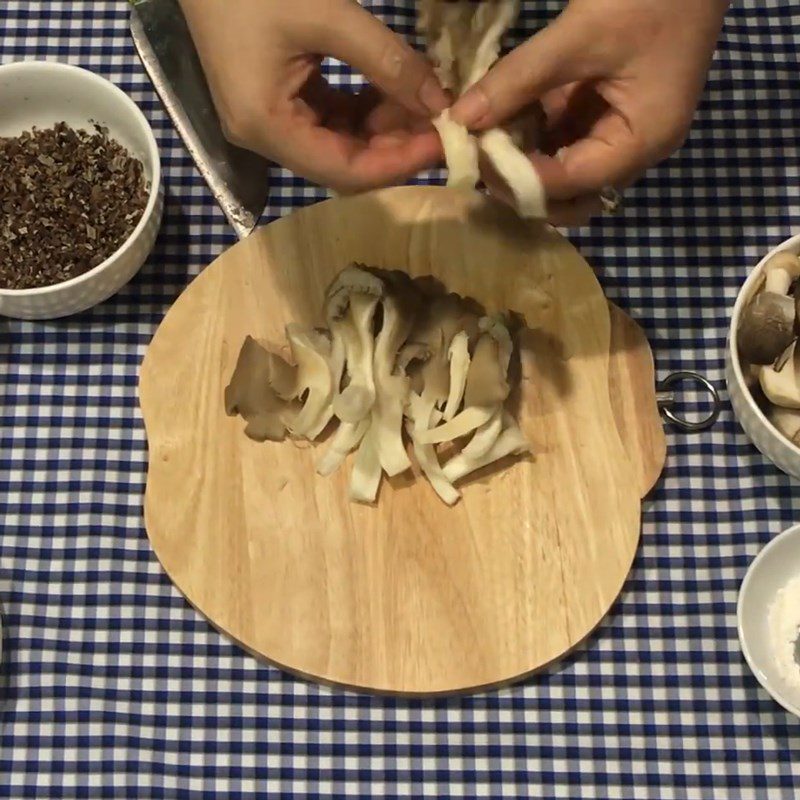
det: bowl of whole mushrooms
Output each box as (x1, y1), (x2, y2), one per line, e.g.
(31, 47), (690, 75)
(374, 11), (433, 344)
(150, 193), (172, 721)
(727, 234), (800, 479)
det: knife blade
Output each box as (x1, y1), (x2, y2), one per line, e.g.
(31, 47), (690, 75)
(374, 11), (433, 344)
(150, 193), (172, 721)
(129, 0), (271, 239)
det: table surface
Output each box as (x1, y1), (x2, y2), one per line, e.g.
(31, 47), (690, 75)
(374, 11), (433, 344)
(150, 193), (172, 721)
(1, 2), (799, 798)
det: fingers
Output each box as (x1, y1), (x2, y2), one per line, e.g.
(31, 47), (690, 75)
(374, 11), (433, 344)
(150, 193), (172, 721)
(530, 105), (690, 200)
(480, 153), (603, 226)
(450, 14), (603, 130)
(298, 2), (449, 118)
(546, 195), (605, 227)
(263, 117), (443, 194)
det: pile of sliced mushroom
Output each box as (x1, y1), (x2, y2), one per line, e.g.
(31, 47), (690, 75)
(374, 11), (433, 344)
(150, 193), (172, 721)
(417, 0), (547, 219)
(225, 264), (531, 505)
(737, 250), (800, 445)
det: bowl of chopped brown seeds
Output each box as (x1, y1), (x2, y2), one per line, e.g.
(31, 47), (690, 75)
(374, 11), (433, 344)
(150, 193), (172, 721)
(0, 60), (162, 319)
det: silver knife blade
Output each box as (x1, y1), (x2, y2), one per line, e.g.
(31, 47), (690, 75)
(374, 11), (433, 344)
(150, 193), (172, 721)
(130, 0), (270, 239)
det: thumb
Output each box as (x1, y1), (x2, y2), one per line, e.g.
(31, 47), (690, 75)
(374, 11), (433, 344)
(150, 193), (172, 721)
(451, 12), (603, 130)
(302, 3), (449, 118)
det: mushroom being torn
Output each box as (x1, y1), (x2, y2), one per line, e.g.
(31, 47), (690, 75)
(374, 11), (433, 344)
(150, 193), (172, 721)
(417, 0), (547, 219)
(225, 264), (533, 506)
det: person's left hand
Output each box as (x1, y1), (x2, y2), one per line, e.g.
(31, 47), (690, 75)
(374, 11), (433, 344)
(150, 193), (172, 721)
(179, 0), (448, 193)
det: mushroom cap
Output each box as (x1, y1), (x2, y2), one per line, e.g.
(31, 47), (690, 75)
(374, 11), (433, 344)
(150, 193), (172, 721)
(324, 264), (385, 323)
(464, 332), (510, 407)
(224, 336), (290, 442)
(737, 291), (796, 365)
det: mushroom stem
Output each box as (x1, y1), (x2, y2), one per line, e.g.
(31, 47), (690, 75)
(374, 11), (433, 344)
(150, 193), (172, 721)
(407, 392), (460, 506)
(373, 373), (412, 477)
(349, 423), (382, 503)
(479, 129), (547, 219)
(443, 330), (470, 420)
(460, 406), (504, 460)
(285, 324), (336, 439)
(316, 418), (369, 477)
(333, 292), (381, 423)
(443, 419), (530, 484)
(417, 405), (496, 444)
(432, 110), (480, 191)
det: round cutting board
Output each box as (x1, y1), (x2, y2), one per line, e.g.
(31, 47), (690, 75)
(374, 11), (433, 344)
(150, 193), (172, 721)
(139, 186), (664, 695)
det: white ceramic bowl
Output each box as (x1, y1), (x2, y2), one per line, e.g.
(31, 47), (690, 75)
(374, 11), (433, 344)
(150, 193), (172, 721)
(0, 61), (163, 319)
(738, 523), (800, 718)
(726, 233), (800, 480)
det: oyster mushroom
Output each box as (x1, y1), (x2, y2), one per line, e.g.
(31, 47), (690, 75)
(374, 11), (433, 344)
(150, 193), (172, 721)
(349, 424), (382, 504)
(325, 265), (384, 424)
(224, 336), (298, 442)
(442, 413), (530, 483)
(285, 324), (336, 439)
(419, 314), (513, 444)
(442, 329), (471, 421)
(416, 0), (546, 218)
(225, 265), (532, 508)
(370, 270), (423, 476)
(738, 251), (800, 365)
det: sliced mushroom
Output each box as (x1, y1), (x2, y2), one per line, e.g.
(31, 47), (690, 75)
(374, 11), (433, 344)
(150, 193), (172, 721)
(349, 424), (382, 504)
(460, 406), (504, 460)
(418, 314), (513, 444)
(479, 128), (547, 219)
(432, 110), (480, 191)
(417, 0), (546, 218)
(325, 265), (385, 424)
(464, 316), (512, 407)
(407, 391), (461, 506)
(285, 324), (336, 439)
(316, 417), (369, 477)
(443, 329), (471, 420)
(227, 265), (531, 507)
(442, 415), (530, 484)
(369, 271), (424, 476)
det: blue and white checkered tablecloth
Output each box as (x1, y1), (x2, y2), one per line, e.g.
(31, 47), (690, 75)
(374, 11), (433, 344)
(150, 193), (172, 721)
(1, 1), (799, 797)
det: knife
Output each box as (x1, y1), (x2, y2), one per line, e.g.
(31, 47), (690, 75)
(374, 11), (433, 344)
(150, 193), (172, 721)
(129, 0), (271, 239)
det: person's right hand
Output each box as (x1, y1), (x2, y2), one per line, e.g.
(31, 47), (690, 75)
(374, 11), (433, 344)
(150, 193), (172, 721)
(179, 0), (449, 193)
(450, 0), (729, 225)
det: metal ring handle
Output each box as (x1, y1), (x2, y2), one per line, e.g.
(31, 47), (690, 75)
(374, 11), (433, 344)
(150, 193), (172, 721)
(656, 371), (721, 432)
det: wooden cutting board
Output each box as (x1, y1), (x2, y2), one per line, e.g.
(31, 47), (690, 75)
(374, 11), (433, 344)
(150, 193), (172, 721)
(139, 186), (665, 695)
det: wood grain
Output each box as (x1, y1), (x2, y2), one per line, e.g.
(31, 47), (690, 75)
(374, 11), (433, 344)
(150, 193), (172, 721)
(139, 186), (663, 695)
(607, 303), (667, 496)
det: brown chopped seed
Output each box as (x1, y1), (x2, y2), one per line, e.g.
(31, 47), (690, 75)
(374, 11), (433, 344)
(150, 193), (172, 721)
(0, 121), (150, 290)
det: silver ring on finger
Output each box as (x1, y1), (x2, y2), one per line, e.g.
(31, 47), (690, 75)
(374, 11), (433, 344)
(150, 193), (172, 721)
(600, 185), (624, 216)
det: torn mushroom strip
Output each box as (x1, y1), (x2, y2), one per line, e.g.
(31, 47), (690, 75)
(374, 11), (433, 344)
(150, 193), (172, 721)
(417, 0), (547, 219)
(224, 264), (533, 506)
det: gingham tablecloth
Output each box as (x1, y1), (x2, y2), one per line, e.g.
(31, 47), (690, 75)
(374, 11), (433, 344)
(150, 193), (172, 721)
(1, 2), (799, 797)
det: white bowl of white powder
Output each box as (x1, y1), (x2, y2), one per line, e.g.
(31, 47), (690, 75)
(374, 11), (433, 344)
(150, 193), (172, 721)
(738, 523), (800, 717)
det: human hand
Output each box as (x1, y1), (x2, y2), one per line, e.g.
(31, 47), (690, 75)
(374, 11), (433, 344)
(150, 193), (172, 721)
(450, 0), (730, 225)
(179, 0), (449, 193)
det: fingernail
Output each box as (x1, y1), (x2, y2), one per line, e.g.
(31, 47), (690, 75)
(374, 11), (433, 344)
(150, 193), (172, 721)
(450, 87), (490, 127)
(418, 76), (449, 115)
